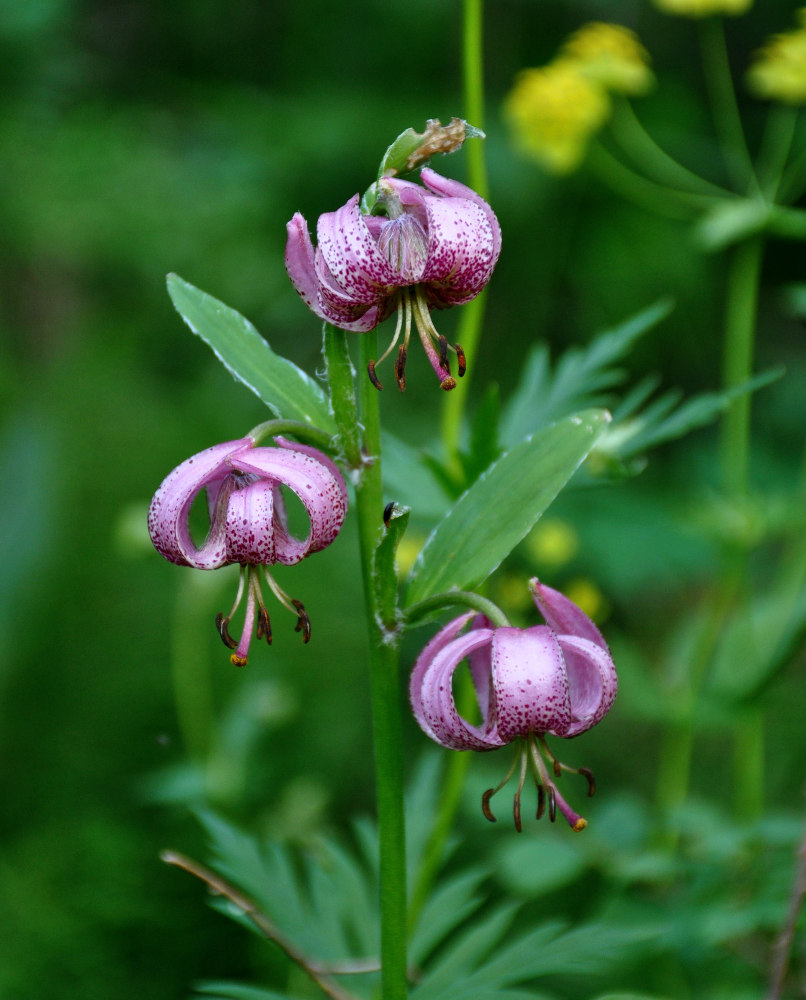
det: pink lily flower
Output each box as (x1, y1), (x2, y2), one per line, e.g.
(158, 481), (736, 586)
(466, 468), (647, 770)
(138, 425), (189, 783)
(285, 168), (501, 391)
(148, 436), (347, 665)
(409, 579), (618, 831)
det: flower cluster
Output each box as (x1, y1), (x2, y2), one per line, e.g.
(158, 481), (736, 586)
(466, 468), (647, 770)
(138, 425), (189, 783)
(285, 168), (501, 391)
(148, 436), (347, 665)
(504, 23), (653, 174)
(410, 579), (617, 831)
(747, 8), (806, 105)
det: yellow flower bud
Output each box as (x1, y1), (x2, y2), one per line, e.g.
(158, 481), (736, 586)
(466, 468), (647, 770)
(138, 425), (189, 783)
(747, 9), (806, 105)
(561, 22), (654, 96)
(504, 61), (611, 174)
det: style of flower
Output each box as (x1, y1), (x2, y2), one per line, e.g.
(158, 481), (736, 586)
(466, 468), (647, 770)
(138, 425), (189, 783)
(409, 579), (617, 831)
(148, 436), (347, 665)
(747, 9), (806, 105)
(285, 168), (501, 391)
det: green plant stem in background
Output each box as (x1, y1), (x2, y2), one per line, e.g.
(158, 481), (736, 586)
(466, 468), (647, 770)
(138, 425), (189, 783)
(698, 16), (757, 195)
(332, 330), (408, 1000)
(721, 237), (763, 496)
(440, 0), (489, 471)
(721, 236), (764, 820)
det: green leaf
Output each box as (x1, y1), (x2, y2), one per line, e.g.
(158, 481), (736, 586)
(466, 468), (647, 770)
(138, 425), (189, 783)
(500, 300), (672, 442)
(166, 274), (335, 433)
(405, 410), (610, 606)
(195, 984), (305, 1000)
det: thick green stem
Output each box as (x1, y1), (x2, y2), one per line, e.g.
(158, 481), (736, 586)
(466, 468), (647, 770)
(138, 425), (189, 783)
(337, 331), (408, 1000)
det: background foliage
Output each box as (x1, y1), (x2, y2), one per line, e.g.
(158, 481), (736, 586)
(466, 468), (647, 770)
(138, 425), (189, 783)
(1, 1), (805, 998)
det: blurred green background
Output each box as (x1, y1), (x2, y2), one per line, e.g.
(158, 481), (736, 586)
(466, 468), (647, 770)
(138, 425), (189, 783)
(2, 1), (805, 997)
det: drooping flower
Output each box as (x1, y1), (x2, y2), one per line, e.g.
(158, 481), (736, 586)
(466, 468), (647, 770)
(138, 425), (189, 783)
(409, 579), (617, 831)
(747, 9), (806, 105)
(285, 167), (501, 391)
(148, 436), (347, 665)
(504, 61), (611, 174)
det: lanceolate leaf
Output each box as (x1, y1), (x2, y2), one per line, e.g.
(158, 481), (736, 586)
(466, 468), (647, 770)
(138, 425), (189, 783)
(406, 410), (610, 606)
(167, 274), (335, 433)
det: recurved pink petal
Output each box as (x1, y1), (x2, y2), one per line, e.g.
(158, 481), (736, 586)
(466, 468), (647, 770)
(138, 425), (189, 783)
(420, 167), (502, 264)
(556, 635), (618, 737)
(316, 195), (400, 302)
(314, 250), (384, 330)
(414, 626), (502, 751)
(285, 214), (330, 322)
(530, 578), (608, 651)
(491, 626), (572, 742)
(419, 196), (497, 302)
(231, 446), (347, 565)
(147, 438), (254, 569)
(410, 613), (475, 743)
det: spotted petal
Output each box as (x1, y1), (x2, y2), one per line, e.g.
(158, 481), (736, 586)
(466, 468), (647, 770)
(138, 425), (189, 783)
(556, 635), (618, 737)
(231, 445), (347, 565)
(316, 195), (401, 301)
(491, 626), (571, 742)
(530, 578), (609, 651)
(410, 615), (501, 750)
(147, 437), (254, 569)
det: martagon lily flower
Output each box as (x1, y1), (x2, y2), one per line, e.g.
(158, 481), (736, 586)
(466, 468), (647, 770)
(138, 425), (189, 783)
(148, 436), (347, 666)
(410, 579), (617, 831)
(285, 167), (501, 391)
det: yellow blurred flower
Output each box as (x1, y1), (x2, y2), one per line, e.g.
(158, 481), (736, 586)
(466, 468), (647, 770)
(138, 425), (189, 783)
(747, 9), (806, 104)
(651, 0), (752, 16)
(561, 22), (654, 95)
(395, 533), (425, 579)
(562, 577), (609, 623)
(526, 518), (580, 568)
(504, 61), (610, 174)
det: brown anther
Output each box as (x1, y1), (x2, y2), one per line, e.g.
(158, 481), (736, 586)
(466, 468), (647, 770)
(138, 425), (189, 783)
(553, 758), (562, 778)
(394, 345), (407, 392)
(440, 376), (457, 391)
(438, 334), (450, 372)
(367, 361), (383, 391)
(513, 791), (523, 833)
(292, 599), (311, 643)
(579, 767), (596, 797)
(548, 787), (557, 823)
(215, 613), (238, 650)
(383, 501), (395, 527)
(455, 343), (466, 377)
(481, 789), (497, 823)
(536, 784), (546, 820)
(256, 605), (272, 645)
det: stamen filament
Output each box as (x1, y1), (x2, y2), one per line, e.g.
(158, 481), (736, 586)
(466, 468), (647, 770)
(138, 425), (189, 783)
(481, 742), (522, 823)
